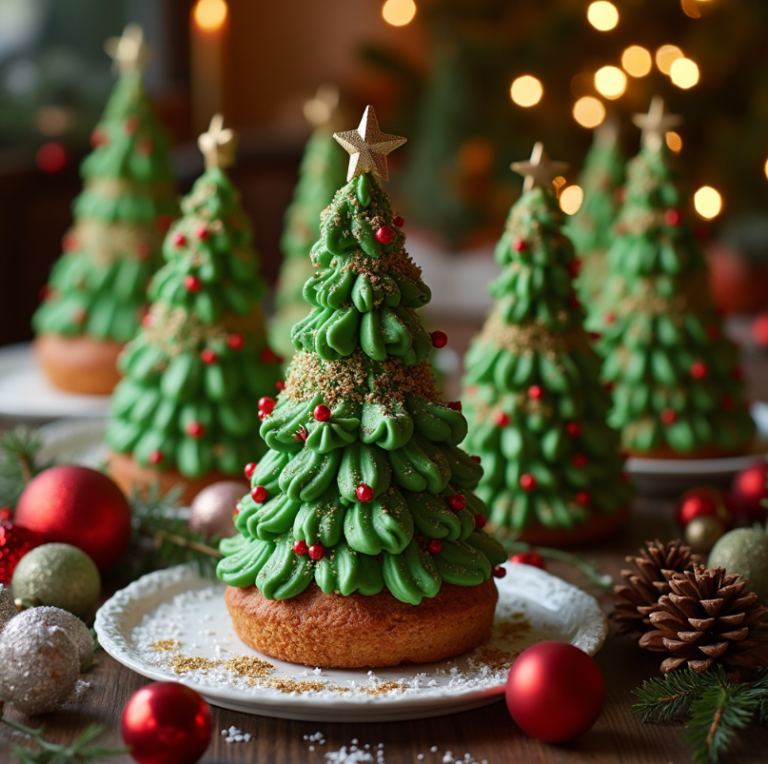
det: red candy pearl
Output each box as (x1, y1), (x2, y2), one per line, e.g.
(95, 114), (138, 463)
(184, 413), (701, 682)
(431, 331), (448, 348)
(474, 514), (488, 530)
(314, 404), (332, 422)
(575, 491), (591, 506)
(690, 361), (708, 380)
(428, 539), (443, 555)
(393, 215), (405, 228)
(519, 474), (537, 491)
(528, 385), (543, 400)
(172, 233), (186, 247)
(495, 412), (510, 427)
(244, 463), (257, 479)
(293, 540), (308, 556)
(566, 421), (581, 437)
(195, 226), (210, 241)
(513, 239), (527, 253)
(604, 312), (616, 325)
(356, 484), (374, 503)
(259, 397), (276, 414)
(275, 380), (286, 390)
(251, 486), (268, 503)
(141, 314), (154, 329)
(184, 275), (201, 293)
(572, 453), (588, 468)
(260, 347), (277, 363)
(660, 408), (677, 425)
(665, 208), (682, 226)
(448, 495), (466, 511)
(677, 487), (734, 529)
(492, 565), (507, 578)
(148, 450), (164, 465)
(471, 455), (482, 463)
(374, 226), (395, 245)
(228, 334), (244, 350)
(511, 551), (545, 569)
(201, 349), (217, 364)
(185, 421), (204, 438)
(308, 543), (326, 561)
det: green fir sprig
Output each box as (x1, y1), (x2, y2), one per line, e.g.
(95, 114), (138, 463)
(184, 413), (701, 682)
(0, 717), (127, 763)
(632, 666), (768, 763)
(0, 428), (51, 509)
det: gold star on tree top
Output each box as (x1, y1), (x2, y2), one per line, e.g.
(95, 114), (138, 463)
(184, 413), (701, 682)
(105, 23), (150, 76)
(304, 84), (340, 129)
(198, 114), (237, 170)
(511, 142), (569, 193)
(633, 96), (682, 151)
(333, 105), (407, 182)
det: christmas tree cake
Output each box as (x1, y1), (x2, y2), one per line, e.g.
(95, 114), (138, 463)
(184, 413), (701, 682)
(106, 115), (282, 503)
(34, 25), (177, 394)
(271, 86), (347, 361)
(462, 143), (632, 547)
(217, 107), (507, 669)
(601, 98), (755, 458)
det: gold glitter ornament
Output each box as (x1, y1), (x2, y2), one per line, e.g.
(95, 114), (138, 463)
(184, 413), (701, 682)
(189, 480), (243, 539)
(0, 583), (15, 631)
(0, 623), (79, 714)
(11, 543), (101, 618)
(684, 515), (724, 553)
(333, 105), (407, 182)
(710, 527), (768, 605)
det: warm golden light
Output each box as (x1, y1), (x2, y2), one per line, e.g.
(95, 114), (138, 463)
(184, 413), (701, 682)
(656, 45), (684, 75)
(670, 57), (700, 89)
(382, 0), (417, 27)
(666, 132), (683, 153)
(573, 97), (606, 129)
(621, 46), (652, 78)
(510, 75), (544, 107)
(193, 0), (228, 31)
(594, 66), (627, 100)
(764, 159), (768, 180)
(560, 185), (584, 215)
(587, 1), (619, 31)
(694, 186), (722, 219)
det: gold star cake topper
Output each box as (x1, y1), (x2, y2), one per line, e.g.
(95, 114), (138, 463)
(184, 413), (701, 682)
(511, 142), (570, 193)
(633, 96), (682, 151)
(304, 84), (340, 129)
(198, 113), (237, 170)
(333, 105), (407, 182)
(105, 23), (150, 76)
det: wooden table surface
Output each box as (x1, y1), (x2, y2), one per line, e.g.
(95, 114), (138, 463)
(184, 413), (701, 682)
(2, 497), (767, 764)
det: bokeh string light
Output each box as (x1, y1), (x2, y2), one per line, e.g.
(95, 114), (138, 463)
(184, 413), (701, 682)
(655, 45), (684, 75)
(511, 76), (544, 107)
(694, 186), (723, 219)
(670, 57), (700, 89)
(594, 66), (627, 100)
(666, 132), (683, 153)
(193, 0), (228, 31)
(621, 46), (652, 78)
(587, 2), (619, 31)
(382, 0), (417, 27)
(559, 185), (584, 215)
(573, 97), (606, 128)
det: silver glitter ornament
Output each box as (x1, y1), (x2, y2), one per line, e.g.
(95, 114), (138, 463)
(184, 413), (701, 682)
(0, 623), (79, 714)
(0, 583), (15, 631)
(710, 528), (768, 604)
(189, 481), (244, 539)
(11, 543), (101, 618)
(2, 606), (94, 670)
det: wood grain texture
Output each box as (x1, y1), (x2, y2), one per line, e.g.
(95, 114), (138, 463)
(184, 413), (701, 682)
(2, 497), (767, 763)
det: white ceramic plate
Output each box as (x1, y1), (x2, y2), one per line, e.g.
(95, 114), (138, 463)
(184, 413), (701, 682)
(37, 418), (109, 469)
(95, 564), (607, 722)
(0, 342), (111, 420)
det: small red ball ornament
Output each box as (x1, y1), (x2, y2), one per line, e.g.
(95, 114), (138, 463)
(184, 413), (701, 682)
(195, 226), (210, 241)
(572, 453), (588, 468)
(172, 232), (186, 247)
(566, 421), (581, 437)
(428, 539), (443, 554)
(185, 421), (204, 438)
(122, 682), (212, 764)
(314, 404), (332, 422)
(676, 486), (734, 529)
(275, 380), (286, 390)
(474, 514), (487, 529)
(471, 455), (482, 464)
(519, 474), (537, 491)
(690, 361), (708, 380)
(200, 349), (217, 364)
(448, 495), (466, 511)
(510, 550), (545, 569)
(14, 466), (132, 572)
(244, 463), (257, 480)
(492, 565), (507, 578)
(374, 226), (394, 245)
(506, 642), (605, 743)
(575, 491), (591, 507)
(308, 543), (325, 561)
(258, 397), (276, 414)
(260, 347), (277, 363)
(660, 408), (677, 425)
(356, 484), (374, 503)
(294, 540), (308, 556)
(251, 486), (268, 503)
(227, 334), (244, 351)
(731, 462), (768, 522)
(665, 208), (683, 227)
(0, 521), (44, 585)
(528, 385), (543, 400)
(148, 450), (164, 465)
(184, 275), (201, 293)
(393, 215), (405, 228)
(431, 331), (448, 348)
(513, 239), (527, 253)
(495, 412), (510, 427)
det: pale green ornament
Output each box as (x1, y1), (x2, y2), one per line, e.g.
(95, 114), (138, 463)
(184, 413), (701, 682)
(11, 543), (101, 618)
(709, 527), (768, 605)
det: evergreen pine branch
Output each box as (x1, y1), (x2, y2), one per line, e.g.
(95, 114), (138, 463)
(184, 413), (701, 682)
(1, 717), (127, 763)
(632, 668), (719, 723)
(0, 428), (51, 509)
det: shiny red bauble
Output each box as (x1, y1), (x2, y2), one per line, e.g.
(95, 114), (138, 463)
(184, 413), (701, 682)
(15, 466), (131, 572)
(374, 226), (394, 245)
(506, 641), (605, 743)
(430, 331), (448, 348)
(122, 682), (212, 764)
(0, 521), (44, 585)
(676, 486), (734, 529)
(510, 551), (545, 569)
(752, 314), (768, 347)
(356, 484), (374, 503)
(731, 462), (768, 522)
(313, 404), (332, 422)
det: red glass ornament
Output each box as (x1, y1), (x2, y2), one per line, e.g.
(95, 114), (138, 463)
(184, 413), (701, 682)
(121, 682), (212, 764)
(308, 543), (325, 561)
(519, 474), (537, 491)
(665, 208), (682, 226)
(184, 275), (201, 293)
(185, 421), (204, 438)
(314, 404), (331, 422)
(244, 463), (257, 480)
(575, 491), (591, 506)
(676, 486), (734, 529)
(447, 495), (466, 511)
(393, 215), (405, 228)
(506, 642), (605, 743)
(260, 347), (277, 363)
(492, 565), (507, 578)
(275, 380), (286, 390)
(36, 142), (67, 173)
(251, 486), (268, 503)
(572, 453), (588, 468)
(474, 514), (488, 530)
(471, 455), (482, 464)
(513, 239), (527, 253)
(660, 408), (677, 425)
(195, 226), (210, 241)
(258, 397), (276, 414)
(374, 226), (394, 245)
(294, 540), (308, 556)
(510, 550), (545, 569)
(428, 539), (443, 554)
(172, 233), (186, 247)
(566, 421), (581, 437)
(200, 349), (217, 364)
(732, 462), (768, 522)
(14, 466), (131, 572)
(690, 361), (708, 380)
(148, 450), (164, 465)
(356, 484), (374, 503)
(431, 331), (448, 348)
(495, 412), (510, 427)
(528, 385), (543, 400)
(0, 521), (44, 585)
(227, 334), (244, 351)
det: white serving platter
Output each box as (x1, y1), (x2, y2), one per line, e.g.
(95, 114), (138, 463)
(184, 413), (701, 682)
(94, 563), (607, 723)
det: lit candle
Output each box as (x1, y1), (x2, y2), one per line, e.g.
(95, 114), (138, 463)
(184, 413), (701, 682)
(190, 0), (229, 133)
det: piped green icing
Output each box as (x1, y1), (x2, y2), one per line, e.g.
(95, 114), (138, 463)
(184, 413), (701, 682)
(218, 172), (505, 604)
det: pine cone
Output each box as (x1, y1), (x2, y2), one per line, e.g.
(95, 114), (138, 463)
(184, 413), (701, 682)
(612, 539), (699, 639)
(638, 566), (768, 675)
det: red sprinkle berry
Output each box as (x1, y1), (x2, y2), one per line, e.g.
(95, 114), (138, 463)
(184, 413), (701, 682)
(141, 314), (154, 329)
(519, 474), (537, 491)
(446, 401), (462, 412)
(690, 361), (708, 380)
(228, 334), (244, 350)
(528, 385), (543, 400)
(258, 397), (276, 414)
(293, 540), (308, 556)
(665, 208), (682, 226)
(292, 425), (308, 442)
(201, 349), (217, 364)
(471, 455), (482, 464)
(184, 275), (202, 293)
(185, 421), (204, 438)
(148, 450), (164, 465)
(495, 412), (510, 427)
(492, 565), (507, 578)
(275, 380), (286, 390)
(428, 539), (443, 555)
(393, 215), (405, 228)
(431, 331), (448, 348)
(660, 408), (677, 425)
(251, 486), (268, 503)
(244, 462), (257, 479)
(575, 491), (591, 507)
(308, 543), (325, 561)
(448, 495), (466, 511)
(566, 421), (581, 437)
(314, 404), (331, 422)
(260, 347), (277, 363)
(172, 232), (186, 247)
(374, 226), (395, 245)
(513, 239), (527, 253)
(356, 484), (374, 503)
(604, 312), (616, 325)
(572, 453), (588, 468)
(510, 551), (545, 569)
(62, 235), (79, 252)
(195, 226), (210, 241)
(474, 514), (487, 530)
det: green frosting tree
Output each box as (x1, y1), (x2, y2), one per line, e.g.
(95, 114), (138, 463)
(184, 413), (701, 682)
(601, 98), (754, 456)
(462, 143), (631, 539)
(271, 86), (348, 361)
(33, 25), (177, 344)
(217, 107), (506, 604)
(566, 118), (624, 317)
(107, 115), (281, 482)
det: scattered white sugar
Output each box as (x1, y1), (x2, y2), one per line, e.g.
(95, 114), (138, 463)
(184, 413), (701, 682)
(418, 756), (424, 761)
(221, 725), (251, 744)
(431, 747), (438, 753)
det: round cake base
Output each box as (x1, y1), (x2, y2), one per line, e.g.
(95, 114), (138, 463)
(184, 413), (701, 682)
(35, 333), (123, 395)
(225, 578), (499, 669)
(625, 443), (749, 459)
(108, 451), (248, 505)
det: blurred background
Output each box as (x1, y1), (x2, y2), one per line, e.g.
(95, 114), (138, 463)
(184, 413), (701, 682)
(3, 0), (768, 352)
